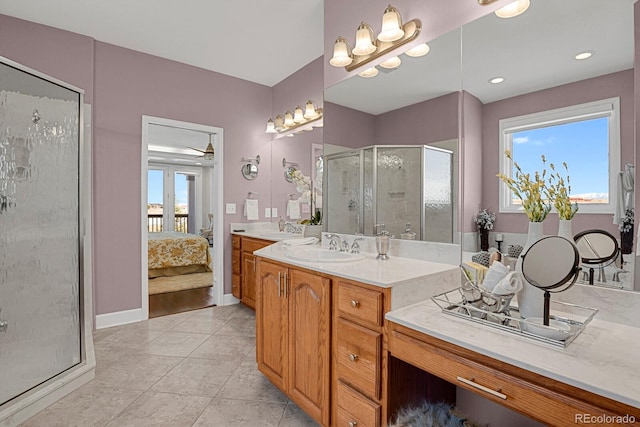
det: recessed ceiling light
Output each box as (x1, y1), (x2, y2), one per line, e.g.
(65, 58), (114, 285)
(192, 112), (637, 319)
(575, 51), (593, 60)
(495, 0), (530, 18)
(489, 77), (505, 84)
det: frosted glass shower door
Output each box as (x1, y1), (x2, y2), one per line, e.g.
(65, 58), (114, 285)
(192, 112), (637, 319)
(325, 151), (361, 234)
(0, 61), (82, 405)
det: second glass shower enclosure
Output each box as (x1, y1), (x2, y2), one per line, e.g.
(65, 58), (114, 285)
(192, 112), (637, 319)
(324, 145), (453, 242)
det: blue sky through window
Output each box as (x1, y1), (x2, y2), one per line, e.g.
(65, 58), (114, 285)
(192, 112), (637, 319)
(511, 117), (609, 203)
(147, 170), (188, 206)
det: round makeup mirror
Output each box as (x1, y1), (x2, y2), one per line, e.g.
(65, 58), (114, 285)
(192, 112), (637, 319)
(284, 166), (296, 183)
(573, 229), (619, 285)
(521, 236), (580, 326)
(241, 163), (259, 180)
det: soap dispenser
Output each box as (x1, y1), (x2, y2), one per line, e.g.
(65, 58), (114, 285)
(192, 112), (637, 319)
(401, 223), (416, 240)
(278, 216), (285, 232)
(375, 227), (390, 260)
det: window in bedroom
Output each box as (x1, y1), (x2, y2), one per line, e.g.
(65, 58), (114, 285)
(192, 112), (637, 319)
(498, 98), (620, 215)
(148, 165), (201, 233)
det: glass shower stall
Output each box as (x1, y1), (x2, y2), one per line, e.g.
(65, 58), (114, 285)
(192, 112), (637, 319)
(0, 57), (94, 423)
(324, 145), (454, 242)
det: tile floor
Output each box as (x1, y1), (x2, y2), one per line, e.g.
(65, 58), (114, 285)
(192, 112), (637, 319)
(20, 304), (319, 427)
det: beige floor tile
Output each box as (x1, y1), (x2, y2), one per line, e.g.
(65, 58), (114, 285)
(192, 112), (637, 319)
(105, 391), (211, 427)
(146, 331), (210, 357)
(188, 333), (255, 361)
(150, 357), (240, 397)
(215, 317), (256, 337)
(279, 403), (321, 426)
(216, 363), (288, 403)
(193, 398), (286, 427)
(19, 383), (142, 427)
(92, 353), (183, 391)
(93, 328), (164, 352)
(170, 315), (229, 334)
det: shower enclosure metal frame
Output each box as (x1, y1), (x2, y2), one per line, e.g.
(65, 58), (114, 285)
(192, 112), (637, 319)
(0, 56), (95, 426)
(323, 144), (454, 241)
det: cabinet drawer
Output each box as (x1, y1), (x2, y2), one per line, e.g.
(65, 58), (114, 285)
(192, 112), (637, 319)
(242, 238), (270, 254)
(232, 274), (241, 298)
(337, 282), (383, 327)
(389, 328), (626, 427)
(232, 249), (241, 274)
(232, 235), (241, 250)
(336, 381), (380, 427)
(336, 318), (382, 399)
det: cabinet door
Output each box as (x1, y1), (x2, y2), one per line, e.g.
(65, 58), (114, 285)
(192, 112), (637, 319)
(256, 260), (288, 391)
(241, 253), (257, 309)
(288, 268), (331, 426)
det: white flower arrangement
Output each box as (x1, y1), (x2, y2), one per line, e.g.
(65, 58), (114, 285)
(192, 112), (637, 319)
(474, 209), (496, 231)
(291, 169), (312, 204)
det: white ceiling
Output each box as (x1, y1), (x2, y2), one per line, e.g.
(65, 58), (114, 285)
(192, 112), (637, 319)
(0, 0), (324, 87)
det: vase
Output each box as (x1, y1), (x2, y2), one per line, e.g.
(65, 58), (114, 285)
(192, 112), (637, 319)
(516, 221), (545, 319)
(621, 226), (634, 255)
(479, 229), (489, 251)
(304, 225), (322, 239)
(557, 219), (573, 242)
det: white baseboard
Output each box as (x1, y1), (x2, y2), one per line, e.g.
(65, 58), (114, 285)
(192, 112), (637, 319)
(95, 308), (142, 329)
(223, 293), (240, 306)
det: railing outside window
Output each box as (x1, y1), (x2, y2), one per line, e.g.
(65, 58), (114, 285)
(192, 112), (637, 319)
(148, 214), (189, 233)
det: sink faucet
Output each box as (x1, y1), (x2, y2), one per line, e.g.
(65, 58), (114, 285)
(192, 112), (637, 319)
(326, 234), (341, 251)
(340, 238), (350, 253)
(350, 237), (365, 254)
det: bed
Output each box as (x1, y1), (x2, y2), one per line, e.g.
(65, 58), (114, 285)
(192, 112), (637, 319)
(148, 231), (212, 278)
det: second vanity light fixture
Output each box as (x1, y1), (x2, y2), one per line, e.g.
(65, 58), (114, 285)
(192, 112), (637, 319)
(478, 0), (530, 18)
(265, 100), (323, 134)
(329, 4), (422, 72)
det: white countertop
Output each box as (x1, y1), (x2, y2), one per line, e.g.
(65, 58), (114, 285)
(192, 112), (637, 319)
(386, 299), (640, 409)
(254, 242), (458, 288)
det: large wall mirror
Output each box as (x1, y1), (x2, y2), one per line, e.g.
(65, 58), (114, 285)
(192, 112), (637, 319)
(322, 27), (463, 259)
(460, 0), (637, 291)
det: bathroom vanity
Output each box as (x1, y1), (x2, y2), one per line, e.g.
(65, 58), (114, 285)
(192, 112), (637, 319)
(386, 300), (640, 426)
(254, 241), (459, 426)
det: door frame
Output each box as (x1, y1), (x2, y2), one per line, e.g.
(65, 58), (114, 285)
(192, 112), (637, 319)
(141, 116), (224, 319)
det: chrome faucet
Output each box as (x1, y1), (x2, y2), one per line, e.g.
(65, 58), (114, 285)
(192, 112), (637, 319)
(340, 238), (350, 253)
(327, 234), (341, 251)
(350, 237), (365, 254)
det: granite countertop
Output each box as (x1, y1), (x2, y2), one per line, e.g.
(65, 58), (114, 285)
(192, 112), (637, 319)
(385, 298), (640, 409)
(253, 241), (458, 288)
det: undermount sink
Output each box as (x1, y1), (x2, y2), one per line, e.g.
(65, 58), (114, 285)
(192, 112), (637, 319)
(285, 247), (365, 263)
(260, 232), (300, 238)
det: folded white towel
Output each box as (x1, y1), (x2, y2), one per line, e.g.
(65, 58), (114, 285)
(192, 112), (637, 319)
(244, 199), (259, 221)
(481, 262), (510, 292)
(282, 237), (318, 246)
(492, 271), (523, 295)
(287, 200), (301, 220)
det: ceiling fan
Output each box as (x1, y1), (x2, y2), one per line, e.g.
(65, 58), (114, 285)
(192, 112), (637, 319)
(189, 135), (215, 160)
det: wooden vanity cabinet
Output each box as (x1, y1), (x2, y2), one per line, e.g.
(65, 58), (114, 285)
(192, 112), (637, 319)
(332, 279), (391, 427)
(387, 321), (640, 427)
(232, 236), (270, 309)
(256, 258), (331, 426)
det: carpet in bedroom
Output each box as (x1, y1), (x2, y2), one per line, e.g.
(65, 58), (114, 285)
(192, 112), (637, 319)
(148, 272), (213, 295)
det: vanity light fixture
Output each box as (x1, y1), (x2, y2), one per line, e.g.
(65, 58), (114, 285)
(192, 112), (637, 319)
(405, 42), (430, 58)
(329, 4), (421, 72)
(359, 67), (379, 78)
(575, 51), (593, 60)
(490, 76), (505, 84)
(265, 100), (323, 134)
(379, 56), (402, 69)
(494, 0), (530, 18)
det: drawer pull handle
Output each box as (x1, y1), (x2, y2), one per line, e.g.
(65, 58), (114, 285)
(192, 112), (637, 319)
(348, 422), (357, 427)
(456, 376), (507, 400)
(348, 354), (359, 362)
(351, 300), (360, 308)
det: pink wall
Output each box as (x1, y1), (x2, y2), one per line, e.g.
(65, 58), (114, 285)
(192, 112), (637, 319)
(635, 1), (640, 289)
(93, 42), (273, 313)
(374, 92), (459, 145)
(480, 70), (634, 237)
(461, 91), (484, 233)
(323, 101), (376, 149)
(323, 0), (514, 88)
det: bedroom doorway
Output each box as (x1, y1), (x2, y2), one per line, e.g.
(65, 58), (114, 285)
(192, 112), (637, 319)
(141, 116), (224, 320)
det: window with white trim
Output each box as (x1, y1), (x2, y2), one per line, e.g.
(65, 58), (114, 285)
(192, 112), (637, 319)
(498, 98), (620, 215)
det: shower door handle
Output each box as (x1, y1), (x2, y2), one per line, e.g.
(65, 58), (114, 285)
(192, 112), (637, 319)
(0, 309), (7, 333)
